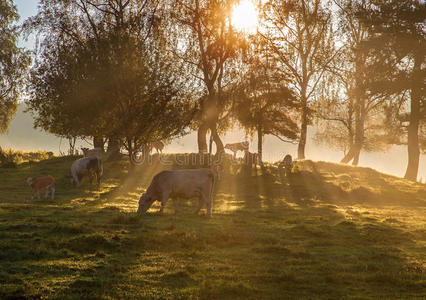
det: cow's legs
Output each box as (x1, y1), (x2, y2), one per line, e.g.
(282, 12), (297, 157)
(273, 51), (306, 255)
(195, 196), (204, 215)
(206, 194), (212, 217)
(51, 186), (55, 200)
(96, 172), (101, 186)
(159, 192), (169, 213)
(45, 188), (49, 199)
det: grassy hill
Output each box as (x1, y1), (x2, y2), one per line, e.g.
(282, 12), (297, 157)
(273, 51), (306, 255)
(0, 154), (425, 299)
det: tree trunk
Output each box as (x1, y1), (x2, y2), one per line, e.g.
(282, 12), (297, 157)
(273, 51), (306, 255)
(404, 54), (421, 181)
(210, 123), (224, 154)
(352, 145), (361, 166)
(257, 122), (264, 169)
(68, 137), (76, 156)
(198, 123), (209, 153)
(93, 136), (104, 151)
(298, 97), (308, 160)
(107, 137), (121, 161)
(208, 133), (213, 155)
(341, 146), (355, 163)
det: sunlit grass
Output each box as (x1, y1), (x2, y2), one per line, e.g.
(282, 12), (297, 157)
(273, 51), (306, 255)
(0, 154), (425, 298)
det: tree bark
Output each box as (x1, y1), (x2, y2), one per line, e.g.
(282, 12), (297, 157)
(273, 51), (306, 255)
(93, 136), (104, 151)
(210, 124), (224, 154)
(341, 146), (355, 163)
(298, 96), (308, 160)
(257, 121), (264, 169)
(208, 133), (213, 154)
(107, 137), (121, 160)
(404, 54), (422, 181)
(352, 145), (361, 166)
(197, 122), (209, 153)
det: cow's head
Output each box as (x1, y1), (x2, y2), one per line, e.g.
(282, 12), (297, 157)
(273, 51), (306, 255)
(137, 192), (155, 214)
(26, 177), (33, 186)
(81, 147), (89, 157)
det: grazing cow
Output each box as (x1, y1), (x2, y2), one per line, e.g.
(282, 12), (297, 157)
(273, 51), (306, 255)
(279, 154), (293, 176)
(71, 157), (103, 187)
(244, 151), (258, 169)
(81, 147), (102, 159)
(224, 141), (249, 158)
(26, 176), (55, 200)
(137, 168), (215, 216)
(150, 141), (165, 154)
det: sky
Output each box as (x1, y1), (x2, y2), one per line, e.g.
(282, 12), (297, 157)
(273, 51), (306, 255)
(15, 0), (39, 49)
(5, 0), (425, 180)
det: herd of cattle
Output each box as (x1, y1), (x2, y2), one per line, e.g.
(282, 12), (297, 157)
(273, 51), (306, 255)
(25, 141), (294, 216)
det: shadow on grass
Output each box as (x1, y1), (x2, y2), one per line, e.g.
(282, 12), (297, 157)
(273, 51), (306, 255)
(0, 156), (425, 299)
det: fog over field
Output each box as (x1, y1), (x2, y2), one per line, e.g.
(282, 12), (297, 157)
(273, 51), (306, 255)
(2, 104), (424, 180)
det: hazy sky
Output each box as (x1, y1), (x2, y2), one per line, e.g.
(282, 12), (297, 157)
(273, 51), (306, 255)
(15, 0), (39, 49)
(7, 0), (425, 180)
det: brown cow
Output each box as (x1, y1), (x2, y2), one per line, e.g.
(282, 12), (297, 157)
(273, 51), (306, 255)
(26, 176), (55, 200)
(224, 141), (249, 158)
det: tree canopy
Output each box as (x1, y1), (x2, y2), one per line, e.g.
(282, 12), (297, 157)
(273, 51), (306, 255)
(0, 0), (30, 133)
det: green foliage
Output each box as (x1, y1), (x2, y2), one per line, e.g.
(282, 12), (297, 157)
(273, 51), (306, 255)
(0, 148), (52, 167)
(356, 0), (426, 150)
(0, 0), (30, 133)
(25, 0), (195, 156)
(0, 154), (424, 298)
(234, 41), (299, 142)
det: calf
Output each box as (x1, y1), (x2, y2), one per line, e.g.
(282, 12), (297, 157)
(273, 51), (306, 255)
(26, 176), (55, 200)
(71, 156), (103, 187)
(81, 147), (102, 158)
(224, 141), (249, 158)
(137, 168), (215, 216)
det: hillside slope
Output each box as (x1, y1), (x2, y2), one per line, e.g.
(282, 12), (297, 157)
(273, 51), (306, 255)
(0, 155), (425, 299)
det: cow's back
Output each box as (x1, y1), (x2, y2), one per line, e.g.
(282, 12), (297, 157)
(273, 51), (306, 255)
(153, 169), (213, 197)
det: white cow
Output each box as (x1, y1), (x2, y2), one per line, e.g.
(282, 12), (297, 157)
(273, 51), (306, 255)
(71, 157), (103, 187)
(81, 147), (102, 158)
(137, 168), (215, 216)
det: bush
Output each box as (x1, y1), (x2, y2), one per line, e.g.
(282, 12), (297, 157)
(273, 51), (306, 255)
(0, 148), (52, 167)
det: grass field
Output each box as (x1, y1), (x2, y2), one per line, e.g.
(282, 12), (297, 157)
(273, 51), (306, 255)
(0, 154), (425, 299)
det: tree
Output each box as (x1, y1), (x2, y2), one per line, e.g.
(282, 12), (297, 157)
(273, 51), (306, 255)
(171, 0), (245, 154)
(0, 0), (30, 133)
(314, 72), (391, 159)
(235, 38), (299, 166)
(358, 0), (425, 180)
(26, 0), (195, 162)
(261, 0), (337, 159)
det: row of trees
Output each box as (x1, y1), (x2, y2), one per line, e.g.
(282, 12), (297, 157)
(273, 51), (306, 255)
(0, 0), (424, 180)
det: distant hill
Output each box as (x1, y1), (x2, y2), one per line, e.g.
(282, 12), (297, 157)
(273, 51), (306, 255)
(0, 104), (64, 153)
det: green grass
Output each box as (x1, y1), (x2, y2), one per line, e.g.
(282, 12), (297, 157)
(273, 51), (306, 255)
(0, 154), (425, 299)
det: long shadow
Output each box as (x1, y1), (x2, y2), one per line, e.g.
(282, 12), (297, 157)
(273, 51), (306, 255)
(45, 193), (426, 298)
(1, 158), (425, 299)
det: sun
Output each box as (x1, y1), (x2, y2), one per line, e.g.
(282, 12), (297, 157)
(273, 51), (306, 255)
(231, 0), (259, 34)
